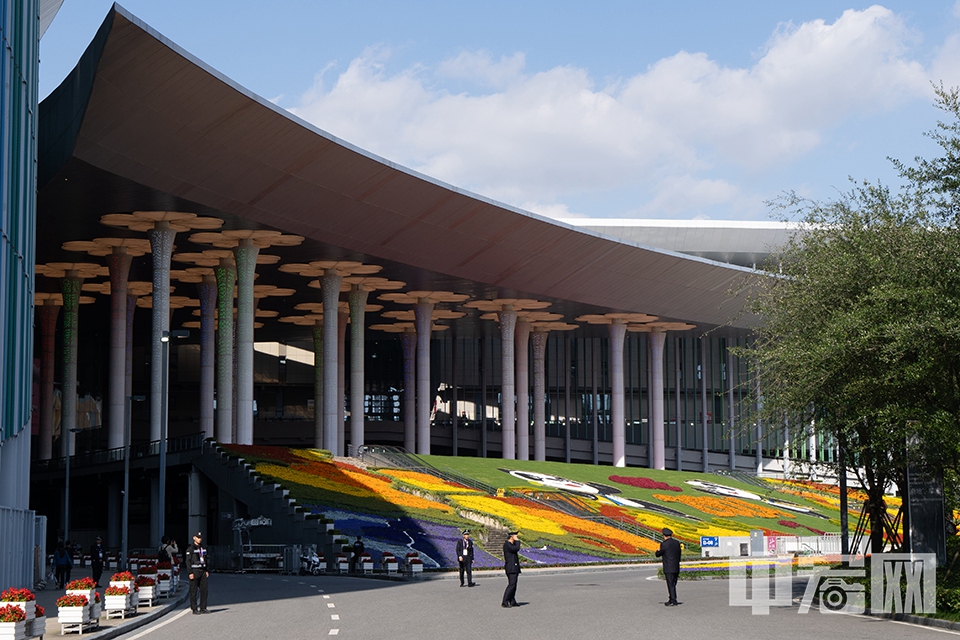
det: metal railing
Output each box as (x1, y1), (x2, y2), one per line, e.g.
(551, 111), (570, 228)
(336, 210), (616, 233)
(33, 432), (207, 472)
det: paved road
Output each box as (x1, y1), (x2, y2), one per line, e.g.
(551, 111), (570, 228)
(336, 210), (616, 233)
(112, 568), (957, 640)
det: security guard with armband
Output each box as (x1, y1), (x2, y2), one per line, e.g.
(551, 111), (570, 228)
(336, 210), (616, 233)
(185, 531), (210, 614)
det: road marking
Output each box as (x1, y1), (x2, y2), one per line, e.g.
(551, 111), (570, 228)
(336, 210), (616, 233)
(327, 603), (336, 608)
(322, 595), (330, 599)
(125, 609), (192, 639)
(329, 630), (339, 635)
(331, 614), (339, 620)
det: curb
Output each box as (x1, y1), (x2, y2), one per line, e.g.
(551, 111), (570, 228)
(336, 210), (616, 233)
(81, 587), (190, 640)
(865, 610), (960, 632)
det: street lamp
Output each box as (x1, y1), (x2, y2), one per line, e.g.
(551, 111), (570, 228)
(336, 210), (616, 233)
(158, 329), (188, 546)
(121, 394), (146, 571)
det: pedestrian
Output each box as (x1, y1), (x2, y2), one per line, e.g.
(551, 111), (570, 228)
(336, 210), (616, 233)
(89, 536), (106, 587)
(501, 531), (521, 608)
(456, 530), (476, 587)
(63, 540), (75, 584)
(656, 527), (682, 606)
(351, 536), (365, 573)
(53, 541), (73, 589)
(185, 531), (209, 614)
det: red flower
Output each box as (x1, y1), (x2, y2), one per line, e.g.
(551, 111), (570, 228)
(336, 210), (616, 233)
(0, 587), (35, 602)
(0, 605), (25, 623)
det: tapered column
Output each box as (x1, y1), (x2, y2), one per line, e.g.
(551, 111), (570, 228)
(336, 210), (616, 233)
(107, 250), (133, 449)
(126, 292), (137, 408)
(198, 274), (218, 439)
(499, 306), (518, 459)
(337, 307), (348, 456)
(148, 223), (176, 442)
(38, 303), (60, 460)
(414, 300), (435, 454)
(515, 319), (531, 461)
(609, 320), (627, 467)
(214, 259), (236, 443)
(531, 330), (548, 461)
(312, 324), (324, 448)
(728, 350), (736, 470)
(321, 270), (343, 453)
(401, 330), (417, 452)
(234, 239), (260, 444)
(348, 287), (369, 455)
(649, 329), (667, 470)
(61, 274), (82, 457)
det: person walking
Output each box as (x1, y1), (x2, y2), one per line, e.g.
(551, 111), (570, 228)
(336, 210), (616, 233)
(53, 542), (72, 589)
(501, 531), (521, 608)
(456, 530), (476, 587)
(89, 536), (106, 587)
(656, 527), (682, 606)
(185, 532), (209, 614)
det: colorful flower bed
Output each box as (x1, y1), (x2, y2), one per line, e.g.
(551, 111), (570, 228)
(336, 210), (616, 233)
(609, 475), (682, 492)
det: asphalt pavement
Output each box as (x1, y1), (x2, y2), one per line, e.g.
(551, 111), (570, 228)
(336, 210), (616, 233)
(33, 564), (957, 640)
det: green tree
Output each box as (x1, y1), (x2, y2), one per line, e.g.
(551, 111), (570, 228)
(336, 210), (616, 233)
(741, 178), (960, 552)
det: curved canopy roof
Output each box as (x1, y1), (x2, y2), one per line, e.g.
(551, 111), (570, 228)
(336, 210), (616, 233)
(37, 6), (761, 341)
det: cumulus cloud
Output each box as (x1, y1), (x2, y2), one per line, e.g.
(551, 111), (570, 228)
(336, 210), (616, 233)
(289, 7), (940, 219)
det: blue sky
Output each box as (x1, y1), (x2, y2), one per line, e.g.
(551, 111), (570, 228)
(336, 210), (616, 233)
(39, 1), (960, 221)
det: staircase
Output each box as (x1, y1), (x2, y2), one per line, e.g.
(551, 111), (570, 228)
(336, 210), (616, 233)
(192, 441), (333, 547)
(483, 528), (511, 561)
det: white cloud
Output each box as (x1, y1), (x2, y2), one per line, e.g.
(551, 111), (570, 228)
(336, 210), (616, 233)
(289, 7), (937, 219)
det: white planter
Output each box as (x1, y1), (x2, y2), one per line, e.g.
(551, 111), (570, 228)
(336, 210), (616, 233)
(409, 563), (423, 573)
(157, 579), (171, 596)
(384, 561), (398, 573)
(361, 561), (373, 573)
(57, 605), (90, 624)
(3, 602), (34, 622)
(109, 580), (133, 591)
(138, 585), (155, 606)
(104, 595), (130, 611)
(0, 620), (25, 640)
(337, 561), (348, 574)
(91, 601), (101, 619)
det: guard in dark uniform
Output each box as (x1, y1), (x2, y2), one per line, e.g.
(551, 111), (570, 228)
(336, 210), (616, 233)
(185, 531), (209, 613)
(456, 530), (476, 587)
(656, 527), (682, 606)
(501, 531), (522, 608)
(90, 536), (106, 586)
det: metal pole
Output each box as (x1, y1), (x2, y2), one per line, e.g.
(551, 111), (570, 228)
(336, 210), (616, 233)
(158, 335), (169, 544)
(122, 395), (131, 571)
(64, 439), (71, 546)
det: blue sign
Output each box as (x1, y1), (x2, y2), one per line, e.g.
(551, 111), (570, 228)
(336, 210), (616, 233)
(700, 536), (719, 547)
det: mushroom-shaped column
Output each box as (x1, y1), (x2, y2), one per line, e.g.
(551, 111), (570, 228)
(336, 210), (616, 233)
(281, 262), (379, 454)
(279, 314), (325, 446)
(35, 263), (105, 457)
(627, 321), (697, 469)
(189, 230), (302, 444)
(380, 292), (468, 455)
(577, 313), (660, 467)
(527, 321), (578, 461)
(371, 321), (452, 452)
(63, 238), (151, 449)
(342, 276), (403, 455)
(34, 293), (63, 460)
(101, 212), (224, 443)
(466, 300), (552, 459)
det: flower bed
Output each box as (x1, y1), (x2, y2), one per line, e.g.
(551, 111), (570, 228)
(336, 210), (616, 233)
(609, 475), (682, 492)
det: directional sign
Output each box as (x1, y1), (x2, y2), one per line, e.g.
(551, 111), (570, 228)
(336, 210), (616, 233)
(700, 536), (719, 547)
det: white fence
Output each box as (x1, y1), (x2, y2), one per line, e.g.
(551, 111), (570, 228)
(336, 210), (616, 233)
(0, 506), (37, 588)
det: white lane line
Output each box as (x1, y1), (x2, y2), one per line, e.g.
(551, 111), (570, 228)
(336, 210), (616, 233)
(329, 630), (339, 635)
(322, 595), (330, 599)
(331, 614), (340, 620)
(126, 609), (193, 640)
(327, 603), (336, 608)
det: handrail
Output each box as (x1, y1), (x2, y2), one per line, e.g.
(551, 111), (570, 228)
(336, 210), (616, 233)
(33, 432), (207, 472)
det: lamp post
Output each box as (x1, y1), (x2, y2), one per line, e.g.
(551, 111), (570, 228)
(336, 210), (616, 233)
(122, 394), (146, 571)
(158, 329), (188, 546)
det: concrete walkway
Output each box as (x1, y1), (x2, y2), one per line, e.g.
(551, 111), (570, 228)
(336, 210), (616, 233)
(30, 566), (188, 639)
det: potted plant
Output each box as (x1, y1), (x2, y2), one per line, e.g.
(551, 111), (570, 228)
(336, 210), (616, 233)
(104, 586), (130, 614)
(56, 594), (90, 625)
(136, 575), (157, 606)
(0, 604), (26, 640)
(407, 556), (424, 574)
(382, 552), (398, 573)
(157, 572), (171, 596)
(65, 577), (96, 605)
(359, 552), (373, 573)
(0, 588), (35, 622)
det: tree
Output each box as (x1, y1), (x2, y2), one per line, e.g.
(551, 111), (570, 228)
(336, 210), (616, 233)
(740, 178), (960, 553)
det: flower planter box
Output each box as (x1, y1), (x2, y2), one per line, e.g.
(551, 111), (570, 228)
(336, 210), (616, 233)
(337, 561), (349, 574)
(383, 561), (399, 574)
(91, 601), (101, 620)
(157, 580), (171, 596)
(57, 605), (89, 624)
(4, 602), (34, 623)
(138, 585), (156, 607)
(360, 560), (373, 574)
(109, 581), (133, 592)
(65, 590), (93, 604)
(0, 620), (26, 640)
